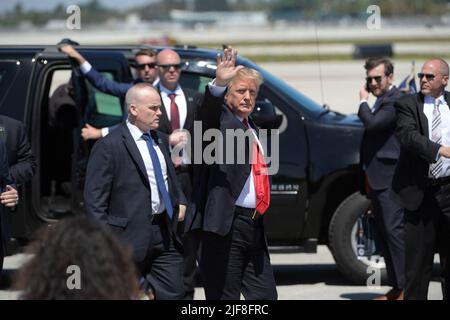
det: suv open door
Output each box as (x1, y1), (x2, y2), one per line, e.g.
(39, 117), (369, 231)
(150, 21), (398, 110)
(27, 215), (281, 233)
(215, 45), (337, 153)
(6, 47), (132, 247)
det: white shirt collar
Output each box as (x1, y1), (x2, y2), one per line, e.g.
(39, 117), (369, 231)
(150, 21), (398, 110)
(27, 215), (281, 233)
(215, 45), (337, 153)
(126, 120), (148, 142)
(159, 83), (182, 96)
(424, 94), (445, 105)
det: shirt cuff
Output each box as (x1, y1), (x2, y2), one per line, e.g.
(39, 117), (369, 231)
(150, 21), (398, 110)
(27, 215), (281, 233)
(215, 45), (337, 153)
(101, 127), (109, 137)
(80, 61), (92, 74)
(359, 99), (368, 106)
(208, 79), (227, 97)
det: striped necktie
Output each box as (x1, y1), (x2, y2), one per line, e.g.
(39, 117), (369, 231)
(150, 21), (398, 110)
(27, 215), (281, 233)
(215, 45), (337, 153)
(430, 99), (443, 178)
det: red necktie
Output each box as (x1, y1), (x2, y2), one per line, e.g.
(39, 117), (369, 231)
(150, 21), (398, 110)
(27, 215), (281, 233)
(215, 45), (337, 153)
(243, 118), (270, 215)
(168, 93), (180, 132)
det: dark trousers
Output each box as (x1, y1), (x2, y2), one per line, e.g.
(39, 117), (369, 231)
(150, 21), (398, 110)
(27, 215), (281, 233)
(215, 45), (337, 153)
(370, 188), (405, 289)
(175, 168), (200, 300)
(404, 183), (450, 300)
(137, 214), (184, 300)
(199, 213), (277, 300)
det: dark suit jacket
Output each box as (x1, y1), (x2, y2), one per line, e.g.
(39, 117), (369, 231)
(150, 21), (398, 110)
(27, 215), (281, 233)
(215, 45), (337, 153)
(186, 87), (261, 236)
(0, 141), (13, 255)
(84, 124), (187, 262)
(0, 116), (36, 186)
(358, 86), (403, 192)
(391, 91), (450, 211)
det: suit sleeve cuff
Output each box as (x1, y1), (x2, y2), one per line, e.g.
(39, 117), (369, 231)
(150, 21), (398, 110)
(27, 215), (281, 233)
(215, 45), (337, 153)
(80, 61), (92, 74)
(208, 79), (227, 97)
(101, 127), (109, 137)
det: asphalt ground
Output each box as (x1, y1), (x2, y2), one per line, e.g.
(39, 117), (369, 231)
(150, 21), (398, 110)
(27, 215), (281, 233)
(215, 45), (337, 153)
(1, 245), (442, 300)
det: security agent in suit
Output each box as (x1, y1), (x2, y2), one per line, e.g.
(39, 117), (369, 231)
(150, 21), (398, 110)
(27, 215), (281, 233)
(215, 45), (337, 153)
(187, 49), (277, 300)
(84, 83), (187, 300)
(59, 44), (159, 141)
(0, 115), (36, 186)
(358, 57), (405, 300)
(154, 49), (203, 300)
(392, 58), (450, 300)
(0, 141), (19, 274)
(63, 44), (202, 298)
(0, 115), (35, 259)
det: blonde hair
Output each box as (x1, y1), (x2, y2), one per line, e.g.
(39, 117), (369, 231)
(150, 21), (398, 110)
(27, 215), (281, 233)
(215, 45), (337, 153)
(229, 67), (264, 89)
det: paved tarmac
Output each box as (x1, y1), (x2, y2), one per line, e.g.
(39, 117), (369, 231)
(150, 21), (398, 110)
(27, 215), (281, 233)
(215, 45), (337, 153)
(1, 246), (441, 300)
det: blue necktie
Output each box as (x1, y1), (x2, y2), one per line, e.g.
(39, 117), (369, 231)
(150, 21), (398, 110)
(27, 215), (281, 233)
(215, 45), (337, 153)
(141, 132), (173, 219)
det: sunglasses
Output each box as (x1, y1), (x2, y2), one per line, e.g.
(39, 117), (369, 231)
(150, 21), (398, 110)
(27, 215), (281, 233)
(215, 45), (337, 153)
(136, 63), (157, 70)
(158, 64), (181, 70)
(417, 73), (436, 81)
(366, 76), (384, 83)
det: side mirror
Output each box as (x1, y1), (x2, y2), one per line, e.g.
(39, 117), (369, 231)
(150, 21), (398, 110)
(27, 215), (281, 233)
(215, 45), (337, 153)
(251, 101), (282, 129)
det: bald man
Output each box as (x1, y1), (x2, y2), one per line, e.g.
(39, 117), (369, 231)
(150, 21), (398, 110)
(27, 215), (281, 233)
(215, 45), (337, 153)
(84, 83), (187, 299)
(155, 48), (203, 300)
(392, 58), (450, 300)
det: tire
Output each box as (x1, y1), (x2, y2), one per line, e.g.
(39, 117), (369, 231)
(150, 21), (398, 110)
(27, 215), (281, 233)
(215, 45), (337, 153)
(328, 192), (388, 285)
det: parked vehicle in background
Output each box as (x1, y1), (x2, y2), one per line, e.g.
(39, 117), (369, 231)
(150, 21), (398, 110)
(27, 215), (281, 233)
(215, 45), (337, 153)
(0, 43), (385, 284)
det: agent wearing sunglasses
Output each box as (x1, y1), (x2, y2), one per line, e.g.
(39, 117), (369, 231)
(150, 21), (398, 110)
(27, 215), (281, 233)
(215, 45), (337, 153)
(154, 48), (203, 300)
(60, 45), (159, 141)
(358, 57), (405, 300)
(393, 58), (450, 300)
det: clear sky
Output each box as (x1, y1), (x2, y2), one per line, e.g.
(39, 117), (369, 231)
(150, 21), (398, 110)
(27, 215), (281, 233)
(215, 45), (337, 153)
(0, 0), (157, 12)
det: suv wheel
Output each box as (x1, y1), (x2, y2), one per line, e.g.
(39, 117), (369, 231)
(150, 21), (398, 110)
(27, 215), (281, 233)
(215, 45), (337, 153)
(328, 192), (388, 284)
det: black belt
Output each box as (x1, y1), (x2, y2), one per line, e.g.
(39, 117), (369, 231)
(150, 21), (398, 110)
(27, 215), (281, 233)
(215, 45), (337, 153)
(427, 176), (450, 187)
(235, 206), (260, 220)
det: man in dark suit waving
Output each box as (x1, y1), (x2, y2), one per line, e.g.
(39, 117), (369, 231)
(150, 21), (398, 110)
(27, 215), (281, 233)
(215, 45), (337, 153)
(358, 57), (405, 300)
(393, 58), (450, 300)
(187, 49), (277, 300)
(84, 83), (187, 299)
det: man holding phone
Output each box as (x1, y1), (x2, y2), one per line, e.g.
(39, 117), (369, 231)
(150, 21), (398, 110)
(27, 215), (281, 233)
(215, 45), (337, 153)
(358, 57), (405, 300)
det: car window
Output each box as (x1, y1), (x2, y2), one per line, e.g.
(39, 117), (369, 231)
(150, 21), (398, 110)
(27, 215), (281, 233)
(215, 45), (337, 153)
(84, 72), (123, 128)
(256, 86), (288, 134)
(0, 61), (20, 108)
(179, 72), (211, 92)
(93, 72), (122, 117)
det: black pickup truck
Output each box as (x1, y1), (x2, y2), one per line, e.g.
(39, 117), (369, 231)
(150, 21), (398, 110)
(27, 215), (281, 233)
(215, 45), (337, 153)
(0, 44), (384, 284)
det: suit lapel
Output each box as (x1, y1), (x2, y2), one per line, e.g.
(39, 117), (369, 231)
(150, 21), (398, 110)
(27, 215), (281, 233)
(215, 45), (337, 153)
(121, 125), (150, 188)
(156, 84), (171, 134)
(416, 93), (429, 137)
(373, 86), (397, 113)
(183, 88), (195, 132)
(445, 91), (450, 110)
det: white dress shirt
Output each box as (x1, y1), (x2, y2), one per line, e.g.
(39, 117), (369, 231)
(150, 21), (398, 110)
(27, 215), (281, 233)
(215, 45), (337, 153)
(159, 83), (191, 164)
(126, 120), (168, 214)
(423, 95), (450, 178)
(159, 83), (187, 130)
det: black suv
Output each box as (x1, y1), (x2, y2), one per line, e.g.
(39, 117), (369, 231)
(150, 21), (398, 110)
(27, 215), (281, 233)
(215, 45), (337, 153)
(0, 44), (384, 284)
